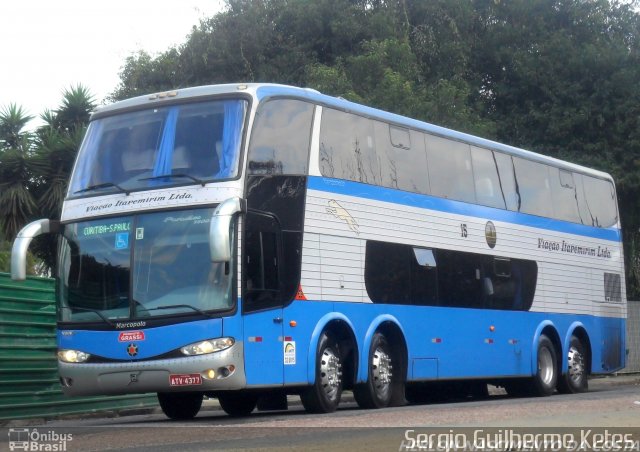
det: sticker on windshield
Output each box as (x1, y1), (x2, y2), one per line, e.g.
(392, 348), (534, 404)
(115, 232), (129, 249)
(136, 228), (144, 240)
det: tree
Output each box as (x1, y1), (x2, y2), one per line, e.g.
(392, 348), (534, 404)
(0, 104), (36, 242)
(0, 86), (95, 275)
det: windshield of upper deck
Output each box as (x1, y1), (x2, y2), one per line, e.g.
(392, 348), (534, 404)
(68, 99), (247, 196)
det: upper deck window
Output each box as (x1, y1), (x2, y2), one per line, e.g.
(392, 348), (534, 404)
(68, 99), (247, 197)
(247, 99), (314, 175)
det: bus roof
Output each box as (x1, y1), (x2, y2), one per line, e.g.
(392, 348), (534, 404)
(93, 83), (613, 182)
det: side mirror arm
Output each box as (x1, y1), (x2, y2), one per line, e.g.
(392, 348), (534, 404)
(209, 197), (245, 263)
(11, 219), (58, 281)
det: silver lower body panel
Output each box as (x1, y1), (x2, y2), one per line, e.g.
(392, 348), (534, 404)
(58, 342), (246, 396)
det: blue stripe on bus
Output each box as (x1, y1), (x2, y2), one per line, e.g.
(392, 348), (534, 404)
(308, 176), (621, 242)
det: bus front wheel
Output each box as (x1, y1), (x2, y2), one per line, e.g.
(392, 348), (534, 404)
(354, 332), (394, 408)
(157, 392), (203, 420)
(301, 331), (343, 413)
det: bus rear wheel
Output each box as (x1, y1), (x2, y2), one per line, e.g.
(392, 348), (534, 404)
(557, 335), (588, 394)
(533, 335), (558, 396)
(157, 392), (203, 420)
(520, 334), (558, 397)
(354, 332), (394, 408)
(301, 331), (343, 413)
(218, 392), (258, 417)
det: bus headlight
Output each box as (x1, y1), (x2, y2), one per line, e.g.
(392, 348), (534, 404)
(180, 337), (234, 356)
(58, 349), (91, 363)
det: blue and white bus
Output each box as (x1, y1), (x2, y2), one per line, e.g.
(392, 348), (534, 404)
(12, 83), (625, 419)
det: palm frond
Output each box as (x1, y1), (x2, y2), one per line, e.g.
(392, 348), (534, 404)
(0, 103), (34, 150)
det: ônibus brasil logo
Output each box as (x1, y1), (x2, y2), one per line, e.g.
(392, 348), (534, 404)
(8, 428), (72, 451)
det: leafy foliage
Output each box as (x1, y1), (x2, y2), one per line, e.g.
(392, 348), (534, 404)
(0, 85), (95, 275)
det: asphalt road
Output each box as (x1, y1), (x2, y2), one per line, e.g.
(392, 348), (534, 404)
(4, 376), (640, 451)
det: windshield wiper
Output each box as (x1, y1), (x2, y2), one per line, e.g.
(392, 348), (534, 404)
(61, 306), (116, 326)
(144, 304), (214, 318)
(139, 173), (205, 186)
(74, 182), (130, 195)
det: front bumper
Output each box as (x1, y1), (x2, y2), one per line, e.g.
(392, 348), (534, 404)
(58, 341), (246, 396)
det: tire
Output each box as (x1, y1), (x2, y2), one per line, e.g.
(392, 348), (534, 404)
(557, 335), (589, 394)
(353, 332), (394, 409)
(218, 392), (258, 417)
(301, 331), (343, 413)
(531, 335), (558, 396)
(157, 392), (203, 420)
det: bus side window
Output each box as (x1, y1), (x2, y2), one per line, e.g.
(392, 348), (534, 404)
(493, 152), (520, 211)
(436, 250), (482, 308)
(364, 241), (411, 304)
(471, 146), (506, 209)
(412, 247), (438, 305)
(483, 257), (537, 311)
(248, 99), (314, 175)
(582, 175), (618, 227)
(550, 168), (581, 223)
(320, 108), (379, 184)
(364, 242), (438, 306)
(512, 157), (554, 218)
(426, 134), (476, 204)
(374, 122), (430, 195)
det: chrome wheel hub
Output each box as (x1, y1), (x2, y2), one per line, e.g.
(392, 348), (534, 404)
(372, 346), (393, 397)
(319, 347), (342, 401)
(567, 346), (585, 384)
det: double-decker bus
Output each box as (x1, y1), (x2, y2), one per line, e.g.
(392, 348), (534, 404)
(12, 83), (625, 419)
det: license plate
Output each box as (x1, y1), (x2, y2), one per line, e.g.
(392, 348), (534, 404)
(169, 374), (202, 386)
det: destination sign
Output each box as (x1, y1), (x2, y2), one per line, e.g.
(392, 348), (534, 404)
(82, 222), (131, 236)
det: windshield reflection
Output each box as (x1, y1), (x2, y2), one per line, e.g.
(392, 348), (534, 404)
(59, 208), (234, 323)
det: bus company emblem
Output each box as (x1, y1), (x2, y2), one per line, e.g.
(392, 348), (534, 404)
(119, 331), (145, 342)
(485, 221), (497, 249)
(126, 343), (139, 357)
(327, 200), (359, 235)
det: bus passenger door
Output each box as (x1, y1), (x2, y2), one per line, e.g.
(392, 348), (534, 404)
(242, 212), (284, 386)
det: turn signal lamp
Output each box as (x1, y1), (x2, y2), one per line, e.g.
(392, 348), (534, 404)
(58, 349), (90, 363)
(180, 337), (234, 356)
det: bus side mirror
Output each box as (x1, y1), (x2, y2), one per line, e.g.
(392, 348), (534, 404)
(11, 219), (58, 281)
(210, 197), (245, 263)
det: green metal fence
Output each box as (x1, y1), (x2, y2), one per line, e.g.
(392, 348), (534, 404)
(0, 272), (157, 420)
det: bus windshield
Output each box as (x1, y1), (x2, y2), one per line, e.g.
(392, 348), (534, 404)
(68, 99), (247, 196)
(58, 207), (234, 323)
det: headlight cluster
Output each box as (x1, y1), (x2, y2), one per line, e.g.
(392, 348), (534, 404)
(180, 337), (234, 356)
(58, 349), (91, 363)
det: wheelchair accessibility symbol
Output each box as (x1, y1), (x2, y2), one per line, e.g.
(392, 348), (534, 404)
(115, 232), (129, 250)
